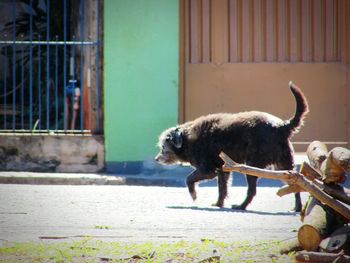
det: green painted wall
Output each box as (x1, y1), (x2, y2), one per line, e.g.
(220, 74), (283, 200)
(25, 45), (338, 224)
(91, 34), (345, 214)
(104, 0), (179, 164)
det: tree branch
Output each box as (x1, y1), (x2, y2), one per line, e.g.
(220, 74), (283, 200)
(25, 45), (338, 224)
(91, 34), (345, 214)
(219, 151), (350, 221)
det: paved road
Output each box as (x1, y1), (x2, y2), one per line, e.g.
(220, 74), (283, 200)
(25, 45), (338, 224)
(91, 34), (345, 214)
(0, 184), (308, 245)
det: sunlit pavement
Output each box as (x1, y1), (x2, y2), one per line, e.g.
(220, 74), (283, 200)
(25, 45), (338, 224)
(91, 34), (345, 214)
(0, 184), (309, 245)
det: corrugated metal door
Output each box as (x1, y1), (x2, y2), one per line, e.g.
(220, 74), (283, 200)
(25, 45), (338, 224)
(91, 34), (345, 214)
(180, 0), (350, 150)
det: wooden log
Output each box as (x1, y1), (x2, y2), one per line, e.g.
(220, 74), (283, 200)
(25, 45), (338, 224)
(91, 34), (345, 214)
(321, 147), (350, 184)
(298, 198), (326, 251)
(328, 147), (350, 172)
(295, 250), (350, 263)
(219, 152), (350, 220)
(320, 226), (350, 254)
(298, 197), (347, 251)
(307, 141), (328, 170)
(298, 224), (322, 251)
(312, 181), (350, 206)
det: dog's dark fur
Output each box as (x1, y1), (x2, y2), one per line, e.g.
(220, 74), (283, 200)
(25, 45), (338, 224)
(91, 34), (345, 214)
(155, 82), (309, 211)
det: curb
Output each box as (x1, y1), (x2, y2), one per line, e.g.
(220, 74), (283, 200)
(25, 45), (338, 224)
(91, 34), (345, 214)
(0, 172), (187, 187)
(0, 174), (125, 186)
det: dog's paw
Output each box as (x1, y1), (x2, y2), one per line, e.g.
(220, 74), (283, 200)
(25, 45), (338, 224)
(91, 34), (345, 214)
(190, 191), (197, 201)
(291, 206), (302, 213)
(212, 201), (224, 207)
(231, 204), (246, 210)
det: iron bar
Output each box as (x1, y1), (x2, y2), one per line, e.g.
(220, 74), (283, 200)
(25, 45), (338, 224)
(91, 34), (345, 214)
(80, 0), (85, 132)
(96, 0), (101, 131)
(29, 0), (33, 129)
(0, 40), (96, 45)
(55, 36), (59, 130)
(46, 0), (50, 130)
(88, 38), (93, 131)
(38, 37), (42, 130)
(3, 46), (8, 129)
(21, 43), (24, 129)
(12, 0), (16, 130)
(71, 36), (76, 129)
(63, 0), (67, 131)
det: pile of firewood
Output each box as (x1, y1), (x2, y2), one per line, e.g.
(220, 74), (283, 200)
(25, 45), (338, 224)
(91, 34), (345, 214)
(219, 141), (350, 262)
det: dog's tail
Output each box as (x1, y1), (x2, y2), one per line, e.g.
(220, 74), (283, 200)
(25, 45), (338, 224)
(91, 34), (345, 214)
(283, 81), (309, 135)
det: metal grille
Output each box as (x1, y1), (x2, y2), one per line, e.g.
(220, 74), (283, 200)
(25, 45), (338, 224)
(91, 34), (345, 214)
(0, 0), (102, 134)
(188, 0), (345, 64)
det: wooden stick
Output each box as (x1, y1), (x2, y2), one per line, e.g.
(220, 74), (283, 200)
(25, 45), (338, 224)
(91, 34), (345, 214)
(277, 162), (323, 197)
(277, 162), (350, 206)
(295, 250), (350, 263)
(313, 180), (350, 206)
(300, 162), (323, 181)
(220, 152), (297, 183)
(219, 152), (350, 221)
(277, 184), (304, 197)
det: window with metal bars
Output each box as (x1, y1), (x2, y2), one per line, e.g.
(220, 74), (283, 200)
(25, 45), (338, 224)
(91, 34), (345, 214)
(0, 0), (102, 134)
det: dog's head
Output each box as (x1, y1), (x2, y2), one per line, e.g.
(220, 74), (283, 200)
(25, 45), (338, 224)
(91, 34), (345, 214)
(155, 126), (184, 165)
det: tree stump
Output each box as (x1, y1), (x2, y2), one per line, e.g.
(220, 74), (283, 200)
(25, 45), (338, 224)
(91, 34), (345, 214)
(298, 195), (349, 251)
(298, 198), (331, 251)
(320, 225), (350, 254)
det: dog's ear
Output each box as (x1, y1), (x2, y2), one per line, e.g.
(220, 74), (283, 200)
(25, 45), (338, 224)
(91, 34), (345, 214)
(169, 128), (183, 149)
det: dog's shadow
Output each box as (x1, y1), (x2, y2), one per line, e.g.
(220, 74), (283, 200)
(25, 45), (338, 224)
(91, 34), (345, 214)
(167, 205), (298, 216)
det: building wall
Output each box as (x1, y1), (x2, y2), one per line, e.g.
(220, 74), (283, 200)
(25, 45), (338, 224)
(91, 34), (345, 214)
(0, 135), (104, 173)
(104, 0), (179, 171)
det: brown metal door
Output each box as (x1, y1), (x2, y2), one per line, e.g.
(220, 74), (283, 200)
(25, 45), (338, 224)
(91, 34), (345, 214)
(180, 0), (350, 151)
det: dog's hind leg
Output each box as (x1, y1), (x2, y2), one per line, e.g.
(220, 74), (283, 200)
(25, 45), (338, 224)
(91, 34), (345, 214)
(294, 193), (302, 212)
(214, 171), (230, 207)
(232, 174), (258, 210)
(186, 170), (216, 201)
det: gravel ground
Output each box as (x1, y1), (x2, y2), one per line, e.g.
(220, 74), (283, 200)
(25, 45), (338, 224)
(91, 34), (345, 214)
(0, 184), (309, 245)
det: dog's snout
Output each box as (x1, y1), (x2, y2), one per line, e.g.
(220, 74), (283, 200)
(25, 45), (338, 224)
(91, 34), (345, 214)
(155, 155), (160, 162)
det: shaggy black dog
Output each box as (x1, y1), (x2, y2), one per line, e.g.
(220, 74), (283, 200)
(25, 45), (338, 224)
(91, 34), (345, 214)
(155, 82), (309, 211)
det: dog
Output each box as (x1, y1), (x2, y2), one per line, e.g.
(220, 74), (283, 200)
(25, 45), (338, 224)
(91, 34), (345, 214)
(155, 82), (308, 211)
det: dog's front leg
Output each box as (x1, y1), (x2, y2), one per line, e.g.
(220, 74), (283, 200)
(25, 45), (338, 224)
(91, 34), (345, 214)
(214, 171), (230, 207)
(186, 170), (216, 201)
(186, 170), (201, 201)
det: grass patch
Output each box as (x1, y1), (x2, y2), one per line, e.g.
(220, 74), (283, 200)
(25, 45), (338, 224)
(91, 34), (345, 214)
(0, 238), (295, 262)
